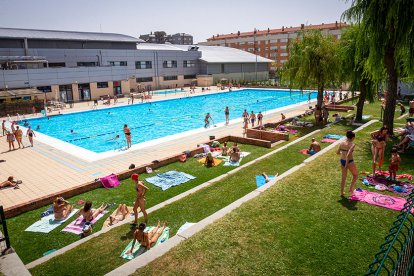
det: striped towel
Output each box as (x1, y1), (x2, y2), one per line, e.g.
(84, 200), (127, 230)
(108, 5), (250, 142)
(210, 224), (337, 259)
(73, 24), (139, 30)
(62, 211), (107, 235)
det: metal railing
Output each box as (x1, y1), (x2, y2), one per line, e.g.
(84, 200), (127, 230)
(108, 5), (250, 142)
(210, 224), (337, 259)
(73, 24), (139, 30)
(0, 206), (11, 255)
(366, 193), (414, 275)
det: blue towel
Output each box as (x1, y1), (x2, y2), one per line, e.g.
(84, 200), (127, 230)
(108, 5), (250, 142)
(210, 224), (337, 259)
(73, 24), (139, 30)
(323, 134), (345, 140)
(256, 175), (275, 188)
(145, 171), (196, 191)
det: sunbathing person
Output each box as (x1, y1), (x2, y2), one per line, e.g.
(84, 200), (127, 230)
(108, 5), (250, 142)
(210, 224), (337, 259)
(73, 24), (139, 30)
(229, 147), (241, 163)
(262, 172), (279, 183)
(77, 201), (107, 222)
(53, 197), (75, 220)
(0, 176), (19, 189)
(109, 204), (129, 226)
(308, 138), (321, 155)
(129, 220), (167, 252)
(204, 152), (215, 167)
(221, 142), (229, 156)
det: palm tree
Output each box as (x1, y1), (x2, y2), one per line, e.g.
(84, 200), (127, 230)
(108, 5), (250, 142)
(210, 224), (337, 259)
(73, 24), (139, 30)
(338, 24), (381, 121)
(283, 30), (340, 110)
(342, 0), (414, 131)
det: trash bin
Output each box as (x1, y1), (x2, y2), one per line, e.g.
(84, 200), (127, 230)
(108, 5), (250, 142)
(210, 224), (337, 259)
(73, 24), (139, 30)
(209, 135), (215, 140)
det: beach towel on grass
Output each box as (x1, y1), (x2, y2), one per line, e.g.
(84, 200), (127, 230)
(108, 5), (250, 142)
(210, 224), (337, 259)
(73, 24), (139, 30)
(256, 175), (275, 188)
(349, 189), (408, 212)
(299, 149), (310, 155)
(120, 226), (170, 260)
(321, 138), (337, 143)
(323, 134), (345, 140)
(101, 206), (136, 229)
(25, 209), (78, 233)
(62, 211), (107, 235)
(197, 157), (223, 166)
(362, 176), (414, 196)
(145, 171), (196, 191)
(100, 174), (120, 189)
(224, 159), (242, 166)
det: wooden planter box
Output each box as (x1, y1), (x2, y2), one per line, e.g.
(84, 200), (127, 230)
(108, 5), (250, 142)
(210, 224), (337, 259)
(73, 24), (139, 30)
(246, 128), (289, 142)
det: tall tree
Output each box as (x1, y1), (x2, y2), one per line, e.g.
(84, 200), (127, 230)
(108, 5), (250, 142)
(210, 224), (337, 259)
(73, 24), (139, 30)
(343, 0), (414, 131)
(283, 30), (340, 111)
(338, 24), (380, 121)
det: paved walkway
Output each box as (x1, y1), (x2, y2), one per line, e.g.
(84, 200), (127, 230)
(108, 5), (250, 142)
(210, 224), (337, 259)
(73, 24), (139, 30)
(0, 88), (313, 210)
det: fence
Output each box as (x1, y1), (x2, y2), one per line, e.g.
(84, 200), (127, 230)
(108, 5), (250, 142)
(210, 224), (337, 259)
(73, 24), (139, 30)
(0, 206), (11, 255)
(366, 193), (414, 275)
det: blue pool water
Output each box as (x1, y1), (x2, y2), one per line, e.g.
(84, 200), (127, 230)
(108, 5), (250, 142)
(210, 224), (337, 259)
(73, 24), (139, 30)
(153, 89), (182, 95)
(26, 89), (316, 153)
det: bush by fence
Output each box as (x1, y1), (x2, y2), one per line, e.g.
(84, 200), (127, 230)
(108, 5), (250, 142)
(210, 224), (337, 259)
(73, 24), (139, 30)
(0, 100), (44, 118)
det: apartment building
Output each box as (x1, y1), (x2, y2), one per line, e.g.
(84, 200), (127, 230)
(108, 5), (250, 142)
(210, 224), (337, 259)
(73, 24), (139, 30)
(201, 22), (347, 68)
(139, 32), (193, 45)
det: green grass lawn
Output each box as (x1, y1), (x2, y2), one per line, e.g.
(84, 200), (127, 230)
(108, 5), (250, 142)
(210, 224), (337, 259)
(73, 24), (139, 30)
(29, 121), (359, 276)
(8, 143), (276, 265)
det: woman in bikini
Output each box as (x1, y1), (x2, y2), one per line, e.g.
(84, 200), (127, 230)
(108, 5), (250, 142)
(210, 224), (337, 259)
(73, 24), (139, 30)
(129, 220), (167, 252)
(26, 126), (36, 147)
(77, 201), (107, 222)
(123, 124), (132, 148)
(6, 131), (15, 151)
(131, 174), (149, 225)
(53, 197), (74, 220)
(370, 126), (389, 173)
(336, 130), (358, 196)
(109, 204), (129, 226)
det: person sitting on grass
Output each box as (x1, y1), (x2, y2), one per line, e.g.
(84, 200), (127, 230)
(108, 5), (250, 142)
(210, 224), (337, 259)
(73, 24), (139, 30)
(221, 142), (229, 156)
(0, 176), (19, 189)
(389, 147), (401, 181)
(205, 152), (215, 167)
(77, 200), (107, 222)
(229, 145), (241, 163)
(128, 220), (167, 252)
(53, 197), (75, 220)
(109, 204), (130, 226)
(308, 138), (321, 155)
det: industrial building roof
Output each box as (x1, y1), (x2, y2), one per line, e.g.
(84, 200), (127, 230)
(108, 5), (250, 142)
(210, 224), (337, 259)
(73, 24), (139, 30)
(0, 28), (142, 43)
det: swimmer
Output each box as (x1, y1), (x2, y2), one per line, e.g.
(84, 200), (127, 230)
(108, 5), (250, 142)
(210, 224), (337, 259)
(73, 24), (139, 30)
(36, 125), (40, 130)
(70, 130), (78, 134)
(107, 134), (120, 141)
(23, 120), (29, 127)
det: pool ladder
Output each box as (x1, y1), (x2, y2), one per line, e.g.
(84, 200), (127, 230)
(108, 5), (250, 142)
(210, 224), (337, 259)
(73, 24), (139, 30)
(114, 140), (127, 152)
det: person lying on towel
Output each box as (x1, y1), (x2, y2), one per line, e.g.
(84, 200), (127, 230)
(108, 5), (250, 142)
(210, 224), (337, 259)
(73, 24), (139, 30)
(109, 204), (129, 226)
(54, 197), (75, 221)
(128, 220), (167, 252)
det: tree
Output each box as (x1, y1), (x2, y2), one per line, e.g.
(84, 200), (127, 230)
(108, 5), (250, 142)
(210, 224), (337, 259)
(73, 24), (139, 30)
(338, 24), (381, 121)
(343, 0), (414, 131)
(283, 30), (340, 111)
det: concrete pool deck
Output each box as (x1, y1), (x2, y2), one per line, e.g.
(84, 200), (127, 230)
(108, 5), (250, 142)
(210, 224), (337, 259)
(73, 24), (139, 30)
(0, 87), (315, 211)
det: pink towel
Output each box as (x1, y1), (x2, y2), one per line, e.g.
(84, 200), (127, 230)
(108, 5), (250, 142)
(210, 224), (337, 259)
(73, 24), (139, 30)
(100, 174), (120, 189)
(62, 212), (106, 235)
(349, 189), (408, 212)
(299, 149), (309, 155)
(321, 138), (337, 143)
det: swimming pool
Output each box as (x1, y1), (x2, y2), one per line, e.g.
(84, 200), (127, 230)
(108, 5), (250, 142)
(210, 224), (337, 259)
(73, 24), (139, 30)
(26, 89), (316, 153)
(153, 89), (182, 95)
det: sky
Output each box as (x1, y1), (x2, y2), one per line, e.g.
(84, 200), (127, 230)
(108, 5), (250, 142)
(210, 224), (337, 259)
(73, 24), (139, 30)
(0, 0), (352, 43)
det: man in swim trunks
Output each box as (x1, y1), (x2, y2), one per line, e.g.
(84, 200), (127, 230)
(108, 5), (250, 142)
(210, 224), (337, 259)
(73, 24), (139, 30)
(409, 99), (414, 117)
(124, 124), (132, 148)
(14, 126), (24, 148)
(308, 138), (321, 155)
(249, 111), (256, 127)
(204, 113), (212, 128)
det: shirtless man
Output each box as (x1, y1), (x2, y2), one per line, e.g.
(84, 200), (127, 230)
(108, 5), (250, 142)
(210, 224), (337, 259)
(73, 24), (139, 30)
(242, 109), (249, 119)
(249, 111), (256, 127)
(14, 126), (24, 148)
(308, 138), (321, 155)
(204, 113), (212, 128)
(409, 99), (414, 117)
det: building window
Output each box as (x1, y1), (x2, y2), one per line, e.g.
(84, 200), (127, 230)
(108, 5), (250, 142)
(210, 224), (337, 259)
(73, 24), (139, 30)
(184, 74), (196, 79)
(37, 86), (52, 92)
(280, 45), (287, 50)
(163, 60), (177, 68)
(97, 82), (108, 88)
(77, 62), (97, 67)
(163, 75), (178, 81)
(279, 38), (288, 43)
(183, 60), (196, 68)
(135, 61), (152, 69)
(49, 62), (65, 67)
(221, 64), (225, 73)
(109, 61), (127, 66)
(280, 52), (288, 57)
(136, 77), (153, 82)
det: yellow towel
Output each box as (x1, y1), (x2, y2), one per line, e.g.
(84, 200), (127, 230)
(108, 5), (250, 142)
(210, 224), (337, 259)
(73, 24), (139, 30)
(197, 157), (222, 166)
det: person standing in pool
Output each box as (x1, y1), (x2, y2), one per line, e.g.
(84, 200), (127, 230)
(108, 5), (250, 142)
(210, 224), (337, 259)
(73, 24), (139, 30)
(124, 124), (132, 148)
(336, 130), (358, 197)
(26, 126), (36, 147)
(204, 113), (212, 128)
(249, 111), (256, 127)
(224, 107), (230, 125)
(257, 112), (263, 127)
